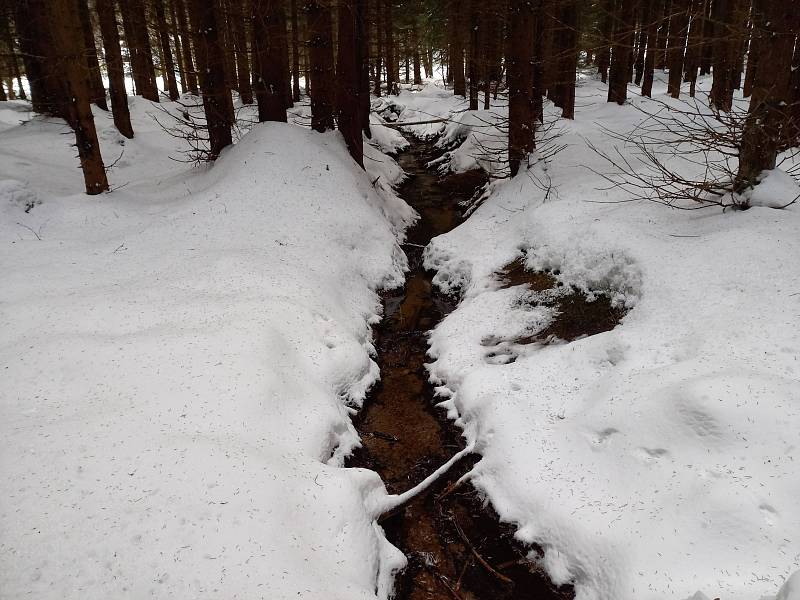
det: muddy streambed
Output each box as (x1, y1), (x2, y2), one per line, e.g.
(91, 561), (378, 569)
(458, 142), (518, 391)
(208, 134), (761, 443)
(347, 138), (581, 600)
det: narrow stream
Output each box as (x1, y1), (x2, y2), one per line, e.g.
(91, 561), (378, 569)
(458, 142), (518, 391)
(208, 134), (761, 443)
(348, 139), (575, 600)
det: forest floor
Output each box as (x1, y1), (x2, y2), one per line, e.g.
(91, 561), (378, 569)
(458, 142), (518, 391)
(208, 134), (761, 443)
(1, 73), (800, 600)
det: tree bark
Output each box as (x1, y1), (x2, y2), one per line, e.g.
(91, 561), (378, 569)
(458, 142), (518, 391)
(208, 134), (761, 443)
(48, 0), (109, 193)
(187, 0), (233, 158)
(336, 0), (364, 166)
(305, 0), (336, 130)
(736, 0), (797, 190)
(555, 0), (578, 118)
(253, 0), (289, 122)
(507, 0), (537, 176)
(449, 3), (465, 96)
(384, 0), (395, 94)
(641, 0), (658, 96)
(666, 0), (689, 98)
(96, 0), (135, 138)
(76, 0), (108, 109)
(154, 0), (180, 100)
(175, 0), (198, 93)
(608, 0), (635, 104)
(291, 0), (302, 101)
(467, 0), (479, 110)
(120, 0), (160, 101)
(597, 0), (614, 83)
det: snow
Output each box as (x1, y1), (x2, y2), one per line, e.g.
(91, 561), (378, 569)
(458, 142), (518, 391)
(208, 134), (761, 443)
(3, 73), (799, 600)
(0, 98), (413, 598)
(407, 75), (800, 600)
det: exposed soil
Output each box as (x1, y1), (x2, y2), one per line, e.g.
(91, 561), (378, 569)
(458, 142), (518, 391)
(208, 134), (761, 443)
(347, 139), (574, 600)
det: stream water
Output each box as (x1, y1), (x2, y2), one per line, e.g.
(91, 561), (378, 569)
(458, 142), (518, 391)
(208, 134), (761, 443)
(347, 139), (576, 600)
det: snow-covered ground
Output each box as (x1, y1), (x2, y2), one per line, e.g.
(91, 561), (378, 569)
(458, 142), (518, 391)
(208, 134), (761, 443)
(0, 97), (414, 598)
(380, 78), (800, 600)
(2, 72), (799, 600)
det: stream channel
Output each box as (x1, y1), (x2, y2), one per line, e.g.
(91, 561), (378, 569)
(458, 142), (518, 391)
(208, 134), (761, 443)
(347, 137), (577, 600)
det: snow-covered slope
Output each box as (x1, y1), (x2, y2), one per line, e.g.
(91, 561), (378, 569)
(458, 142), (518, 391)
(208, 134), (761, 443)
(0, 100), (412, 598)
(421, 76), (800, 600)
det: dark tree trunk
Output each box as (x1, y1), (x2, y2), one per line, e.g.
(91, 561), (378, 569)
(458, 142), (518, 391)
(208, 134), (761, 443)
(305, 0), (336, 130)
(253, 0), (289, 122)
(291, 0), (301, 101)
(0, 4), (25, 99)
(15, 0), (62, 115)
(175, 0), (198, 93)
(449, 5), (465, 96)
(655, 0), (669, 70)
(120, 0), (160, 101)
(96, 0), (135, 138)
(49, 0), (109, 193)
(634, 0), (652, 85)
(373, 0), (383, 96)
(608, 0), (636, 104)
(683, 0), (706, 97)
(736, 0), (797, 190)
(360, 0), (371, 135)
(154, 0), (180, 100)
(336, 0), (364, 166)
(508, 0), (537, 177)
(168, 0), (188, 93)
(384, 0), (395, 94)
(641, 0), (658, 96)
(229, 0), (253, 104)
(412, 23), (422, 85)
(555, 0), (578, 118)
(77, 0), (108, 109)
(187, 0), (233, 158)
(709, 0), (738, 111)
(467, 0), (479, 110)
(666, 0), (689, 97)
(698, 0), (713, 74)
(597, 0), (614, 84)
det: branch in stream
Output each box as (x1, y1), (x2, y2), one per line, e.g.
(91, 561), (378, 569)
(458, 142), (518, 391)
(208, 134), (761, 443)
(373, 444), (475, 518)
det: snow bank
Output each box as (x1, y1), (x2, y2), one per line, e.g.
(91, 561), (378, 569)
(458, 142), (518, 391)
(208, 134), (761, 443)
(1, 101), (413, 598)
(424, 74), (800, 600)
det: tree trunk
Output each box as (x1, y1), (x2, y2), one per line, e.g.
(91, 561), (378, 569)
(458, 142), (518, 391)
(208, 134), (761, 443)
(384, 0), (395, 94)
(373, 0), (383, 96)
(96, 0), (135, 138)
(467, 0), (479, 110)
(608, 0), (635, 104)
(634, 0), (652, 85)
(641, 0), (658, 96)
(175, 0), (198, 93)
(49, 0), (109, 193)
(0, 4), (27, 100)
(736, 0), (796, 190)
(507, 0), (537, 176)
(75, 0), (108, 109)
(709, 0), (738, 111)
(305, 0), (336, 130)
(597, 0), (614, 83)
(291, 0), (302, 101)
(187, 0), (233, 158)
(666, 0), (689, 97)
(555, 0), (578, 118)
(120, 0), (160, 101)
(15, 0), (63, 115)
(336, 0), (364, 166)
(154, 0), (180, 100)
(655, 0), (669, 70)
(253, 0), (289, 122)
(449, 4), (465, 96)
(412, 23), (422, 85)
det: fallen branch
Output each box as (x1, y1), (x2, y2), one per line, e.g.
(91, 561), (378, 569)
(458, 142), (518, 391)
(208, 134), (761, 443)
(374, 118), (449, 128)
(451, 516), (513, 584)
(374, 444), (475, 518)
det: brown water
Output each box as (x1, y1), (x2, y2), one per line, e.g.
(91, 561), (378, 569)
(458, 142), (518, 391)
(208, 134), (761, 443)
(347, 139), (575, 600)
